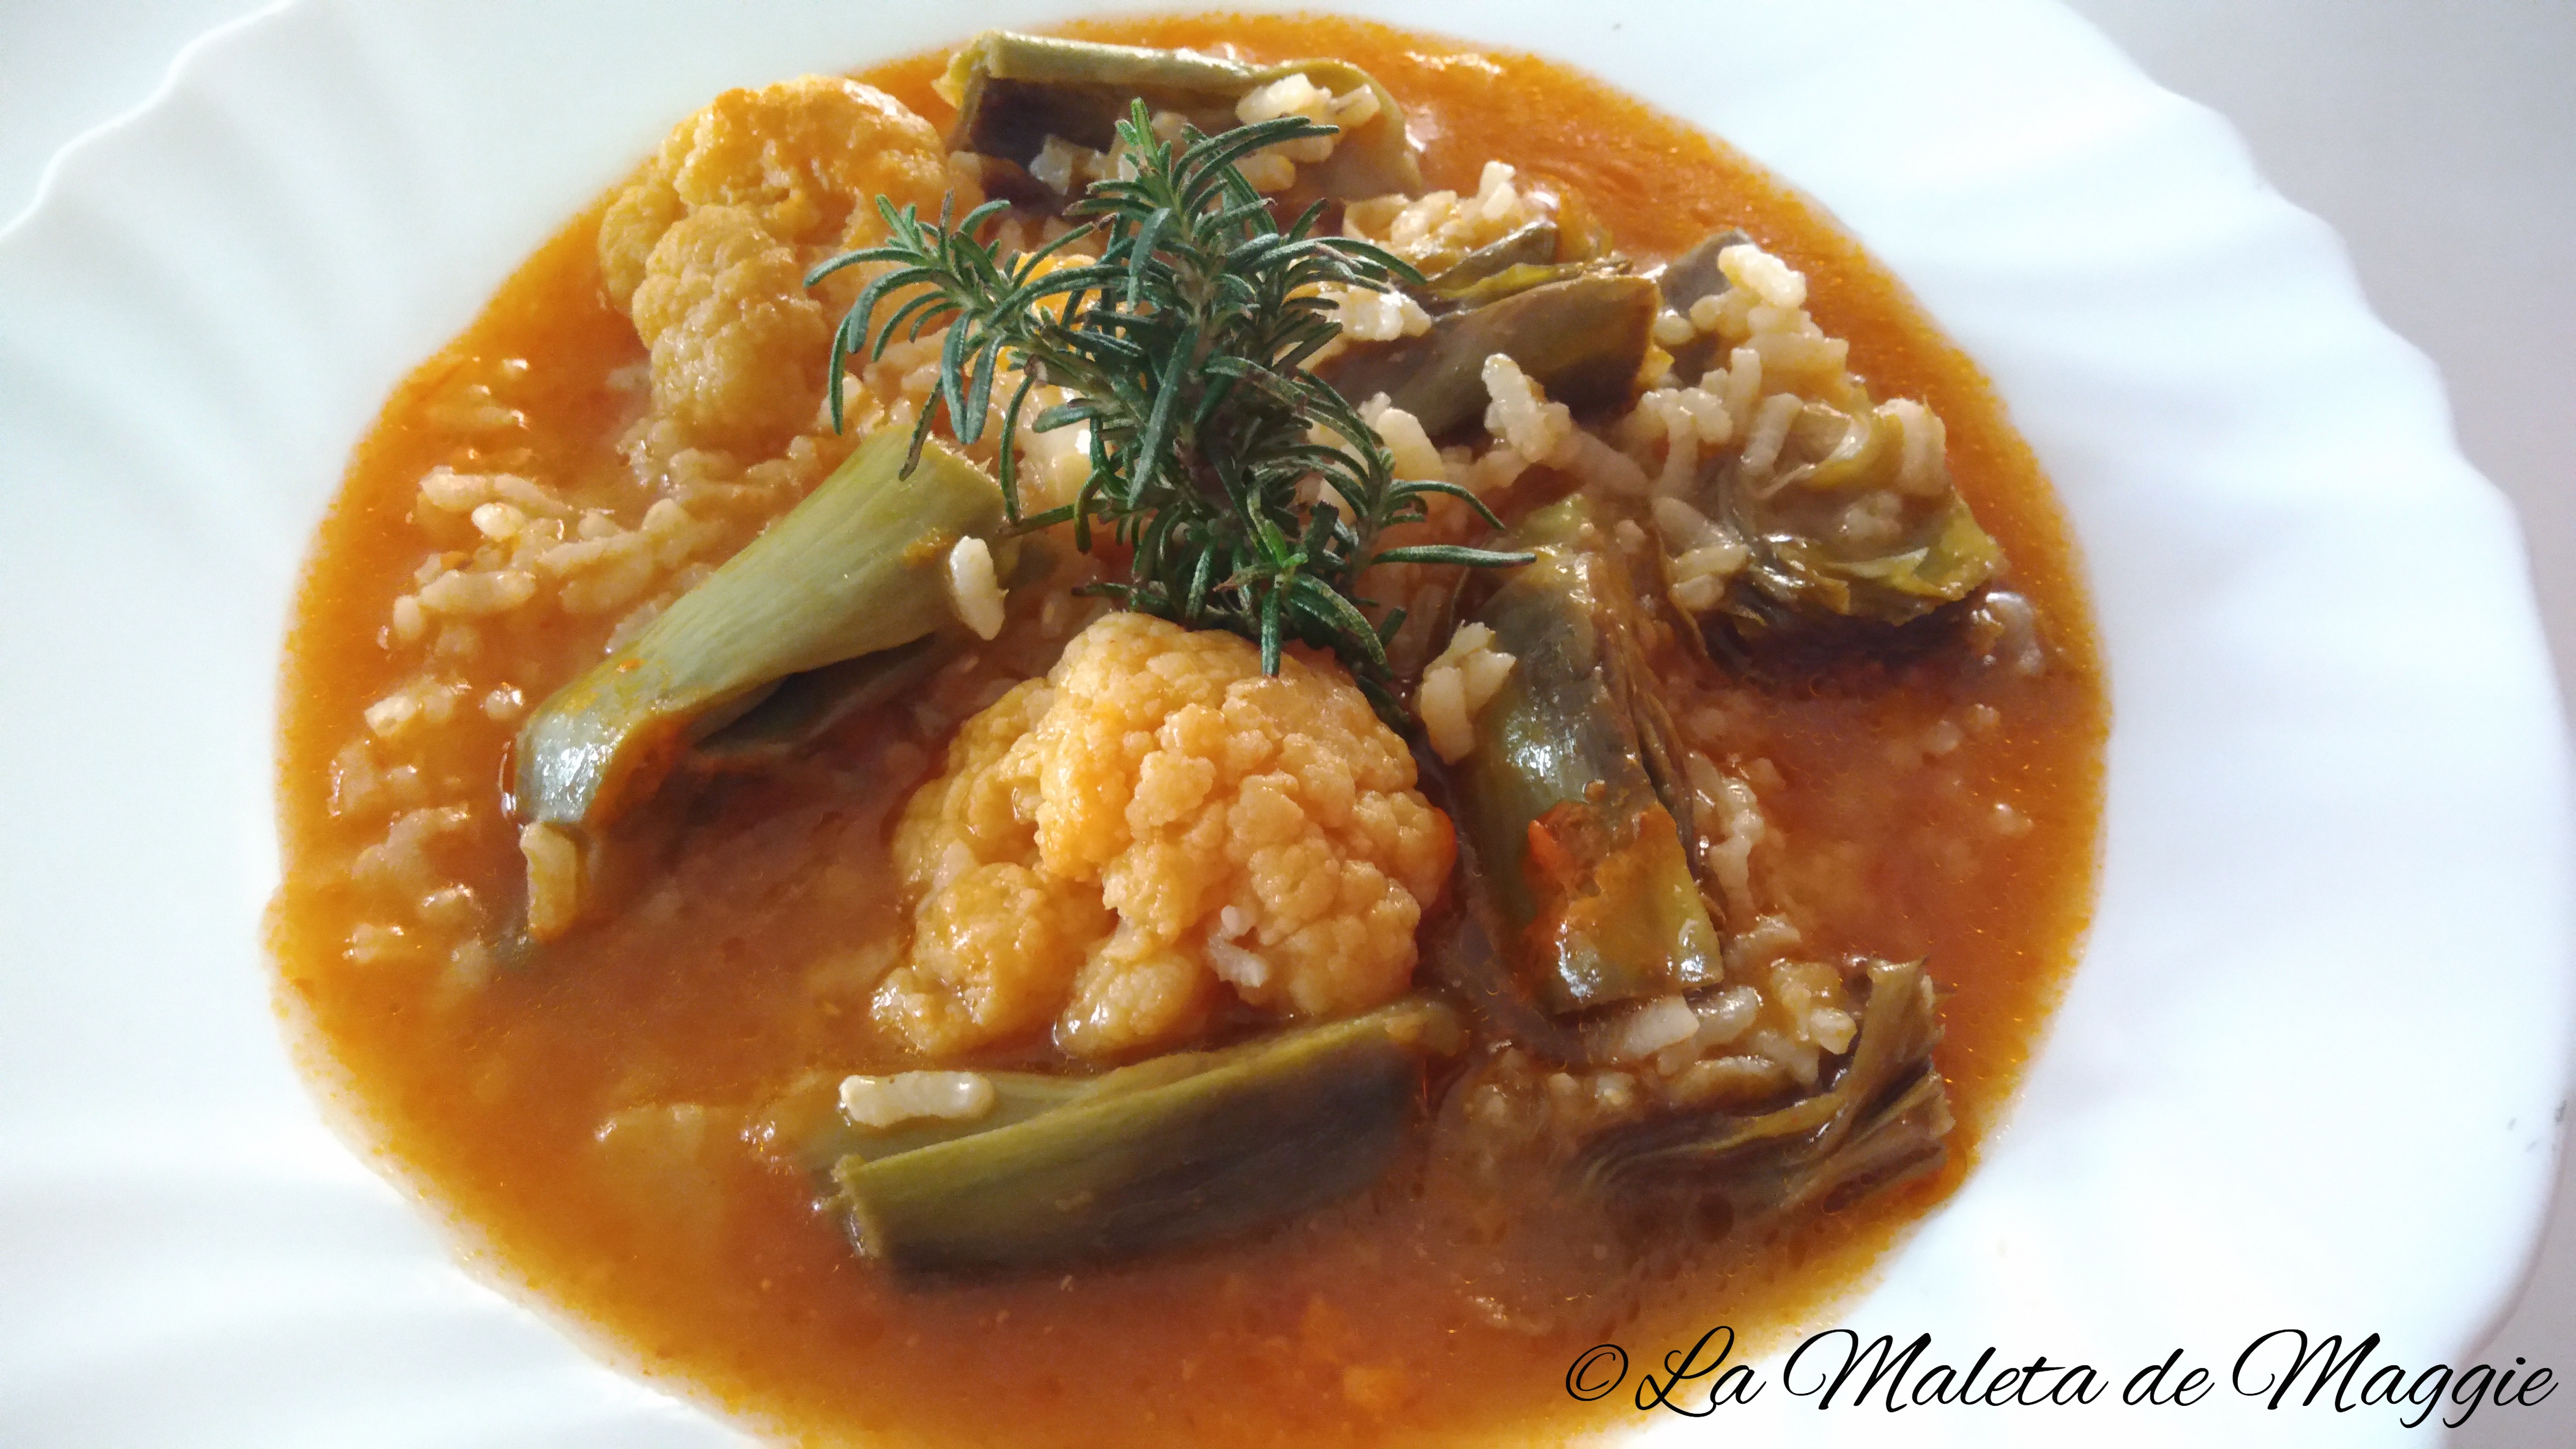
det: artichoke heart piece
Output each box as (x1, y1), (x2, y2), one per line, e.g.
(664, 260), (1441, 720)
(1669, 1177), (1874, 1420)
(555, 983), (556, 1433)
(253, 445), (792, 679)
(1699, 396), (2004, 656)
(1429, 262), (1620, 314)
(835, 1002), (1462, 1276)
(695, 542), (1051, 770)
(514, 429), (1009, 835)
(1650, 226), (1749, 381)
(1412, 220), (1630, 312)
(1578, 959), (1953, 1223)
(1648, 222), (2003, 654)
(1445, 498), (1721, 1018)
(1416, 221), (1563, 304)
(1320, 274), (1659, 438)
(944, 30), (1423, 200)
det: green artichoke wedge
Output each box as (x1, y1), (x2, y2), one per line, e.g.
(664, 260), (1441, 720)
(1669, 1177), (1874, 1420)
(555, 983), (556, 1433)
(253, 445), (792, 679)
(1697, 397), (2002, 655)
(944, 30), (1424, 200)
(1578, 958), (1953, 1223)
(1441, 498), (1722, 1017)
(834, 1002), (1461, 1275)
(1320, 273), (1659, 437)
(514, 429), (1009, 836)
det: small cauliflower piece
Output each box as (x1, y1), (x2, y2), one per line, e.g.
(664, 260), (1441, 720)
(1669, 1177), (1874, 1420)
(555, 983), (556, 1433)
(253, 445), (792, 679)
(875, 613), (1455, 1059)
(598, 76), (956, 452)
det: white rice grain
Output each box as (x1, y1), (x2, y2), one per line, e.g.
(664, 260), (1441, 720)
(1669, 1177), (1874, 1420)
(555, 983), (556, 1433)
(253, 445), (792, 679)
(389, 594), (427, 644)
(345, 921), (413, 965)
(419, 884), (482, 932)
(470, 501), (528, 540)
(1029, 135), (1093, 194)
(1750, 328), (1848, 379)
(1748, 1026), (1821, 1088)
(1471, 161), (1521, 222)
(1362, 398), (1447, 484)
(363, 690), (420, 739)
(1332, 286), (1432, 343)
(1417, 621), (1518, 763)
(520, 822), (583, 943)
(1233, 73), (1344, 163)
(1558, 429), (1651, 496)
(1481, 353), (1569, 461)
(1740, 393), (1802, 480)
(1694, 986), (1763, 1049)
(1602, 996), (1700, 1061)
(1457, 648), (1514, 712)
(840, 1071), (998, 1129)
(558, 546), (658, 617)
(1235, 151), (1298, 193)
(1672, 540), (1750, 586)
(432, 624), (481, 661)
(1205, 936), (1273, 990)
(945, 536), (1007, 641)
(1651, 495), (1719, 550)
(603, 598), (666, 653)
(1833, 491), (1906, 552)
(1669, 574), (1722, 614)
(418, 567), (536, 617)
(1721, 346), (1763, 435)
(1717, 242), (1807, 310)
(418, 466), (489, 513)
(1417, 666), (1472, 764)
(1689, 759), (1771, 921)
(1972, 590), (2045, 676)
(1887, 397), (1949, 497)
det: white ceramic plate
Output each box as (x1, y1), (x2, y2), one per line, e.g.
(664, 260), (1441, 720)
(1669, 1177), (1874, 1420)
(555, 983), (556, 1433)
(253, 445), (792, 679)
(2, 1), (2567, 1444)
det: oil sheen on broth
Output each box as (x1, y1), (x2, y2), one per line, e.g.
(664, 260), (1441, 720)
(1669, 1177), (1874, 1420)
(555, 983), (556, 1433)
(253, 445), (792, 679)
(269, 14), (2105, 1447)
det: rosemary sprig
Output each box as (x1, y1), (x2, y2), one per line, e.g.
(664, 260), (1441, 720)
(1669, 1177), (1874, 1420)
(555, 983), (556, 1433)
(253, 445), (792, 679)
(807, 101), (1530, 720)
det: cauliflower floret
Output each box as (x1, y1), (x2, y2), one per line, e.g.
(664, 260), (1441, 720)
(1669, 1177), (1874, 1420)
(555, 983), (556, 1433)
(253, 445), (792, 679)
(626, 206), (830, 447)
(876, 613), (1455, 1059)
(598, 77), (955, 451)
(599, 75), (949, 308)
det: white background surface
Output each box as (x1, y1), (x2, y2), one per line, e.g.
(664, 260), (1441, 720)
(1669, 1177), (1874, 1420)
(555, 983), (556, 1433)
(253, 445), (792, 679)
(4, 2), (2569, 1445)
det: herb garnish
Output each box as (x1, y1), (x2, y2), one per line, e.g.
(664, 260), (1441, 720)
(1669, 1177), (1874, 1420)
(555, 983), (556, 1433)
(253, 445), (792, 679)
(808, 102), (1529, 719)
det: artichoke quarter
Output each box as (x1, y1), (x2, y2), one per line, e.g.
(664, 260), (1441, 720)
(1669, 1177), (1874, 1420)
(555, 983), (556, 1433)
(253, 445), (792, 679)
(943, 30), (1424, 200)
(1438, 497), (1724, 1020)
(507, 430), (1012, 941)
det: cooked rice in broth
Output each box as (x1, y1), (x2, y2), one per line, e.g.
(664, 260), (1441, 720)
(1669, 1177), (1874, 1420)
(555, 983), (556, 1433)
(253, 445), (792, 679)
(271, 15), (2104, 1446)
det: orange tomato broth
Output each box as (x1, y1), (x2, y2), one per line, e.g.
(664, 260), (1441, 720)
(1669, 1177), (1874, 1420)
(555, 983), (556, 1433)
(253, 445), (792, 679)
(271, 12), (2104, 1446)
